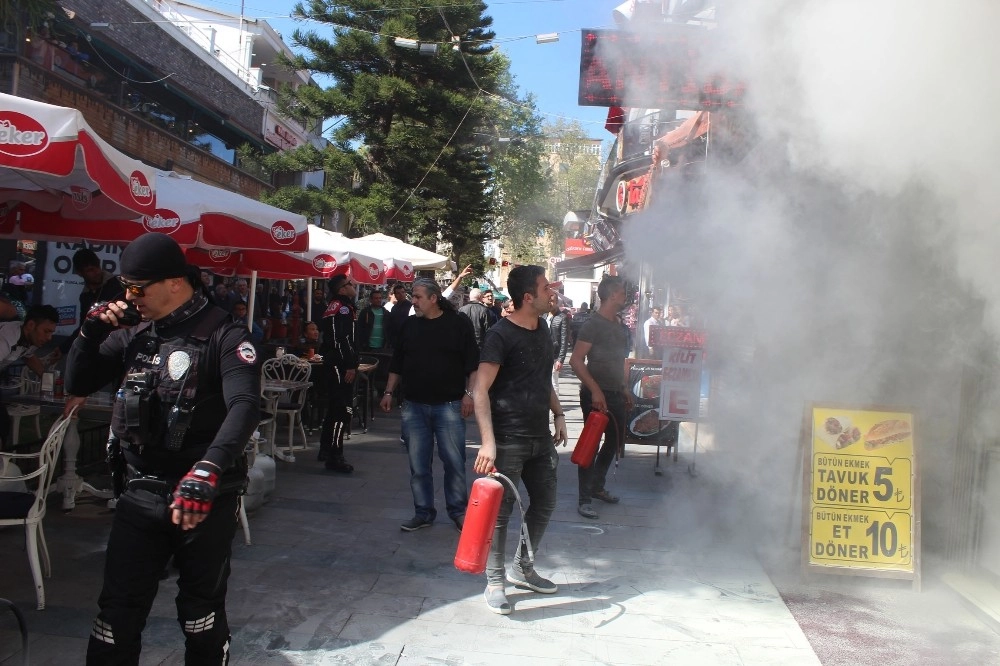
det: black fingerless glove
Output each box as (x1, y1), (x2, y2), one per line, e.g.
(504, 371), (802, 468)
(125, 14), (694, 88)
(170, 461), (220, 516)
(81, 301), (141, 342)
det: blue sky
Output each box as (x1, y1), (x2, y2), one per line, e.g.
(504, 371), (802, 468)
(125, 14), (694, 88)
(192, 0), (617, 138)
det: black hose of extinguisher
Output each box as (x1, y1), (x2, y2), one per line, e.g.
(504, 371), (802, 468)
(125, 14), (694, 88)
(0, 597), (29, 665)
(488, 471), (535, 568)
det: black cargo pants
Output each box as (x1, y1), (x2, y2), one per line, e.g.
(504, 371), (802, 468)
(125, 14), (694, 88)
(86, 484), (239, 666)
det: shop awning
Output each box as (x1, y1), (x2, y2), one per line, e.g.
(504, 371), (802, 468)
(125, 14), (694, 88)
(554, 244), (624, 273)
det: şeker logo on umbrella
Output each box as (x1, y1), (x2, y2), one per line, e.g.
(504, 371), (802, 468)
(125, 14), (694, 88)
(402, 263), (413, 278)
(0, 112), (48, 157)
(271, 220), (296, 245)
(367, 262), (382, 281)
(210, 250), (231, 262)
(130, 171), (154, 207)
(142, 209), (181, 234)
(313, 254), (338, 274)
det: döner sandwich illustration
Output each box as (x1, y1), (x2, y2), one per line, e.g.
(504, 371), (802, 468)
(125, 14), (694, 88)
(864, 419), (912, 450)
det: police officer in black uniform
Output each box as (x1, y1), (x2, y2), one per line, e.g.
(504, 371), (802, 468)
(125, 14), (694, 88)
(317, 273), (358, 472)
(65, 233), (259, 666)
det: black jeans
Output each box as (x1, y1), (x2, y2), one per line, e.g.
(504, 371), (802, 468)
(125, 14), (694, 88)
(486, 434), (559, 586)
(578, 388), (626, 504)
(86, 487), (239, 665)
(319, 367), (354, 459)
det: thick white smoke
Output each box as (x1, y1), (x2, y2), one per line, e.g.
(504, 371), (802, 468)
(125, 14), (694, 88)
(621, 0), (1000, 552)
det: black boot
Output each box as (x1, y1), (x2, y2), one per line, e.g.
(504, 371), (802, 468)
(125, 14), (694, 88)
(325, 456), (353, 473)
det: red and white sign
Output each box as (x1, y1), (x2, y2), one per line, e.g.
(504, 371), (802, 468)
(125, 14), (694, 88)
(142, 209), (181, 234)
(69, 186), (92, 211)
(129, 170), (154, 206)
(270, 220), (297, 245)
(616, 180), (628, 214)
(263, 112), (301, 151)
(651, 327), (706, 421)
(0, 112), (49, 157)
(312, 253), (338, 273)
(565, 238), (594, 257)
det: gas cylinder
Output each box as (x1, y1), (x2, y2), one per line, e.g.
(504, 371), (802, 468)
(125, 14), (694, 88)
(454, 476), (505, 574)
(571, 410), (609, 468)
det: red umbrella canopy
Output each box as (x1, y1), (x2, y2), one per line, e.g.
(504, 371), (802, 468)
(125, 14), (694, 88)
(1, 170), (308, 251)
(0, 93), (156, 220)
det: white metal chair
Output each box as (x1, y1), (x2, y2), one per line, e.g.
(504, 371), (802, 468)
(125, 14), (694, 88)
(0, 407), (77, 610)
(5, 367), (42, 448)
(260, 355), (312, 461)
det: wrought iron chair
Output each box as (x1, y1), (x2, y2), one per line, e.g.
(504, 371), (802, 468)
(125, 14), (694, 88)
(0, 407), (78, 610)
(260, 355), (312, 461)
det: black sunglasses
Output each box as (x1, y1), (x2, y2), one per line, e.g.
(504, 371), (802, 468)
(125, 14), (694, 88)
(118, 276), (163, 297)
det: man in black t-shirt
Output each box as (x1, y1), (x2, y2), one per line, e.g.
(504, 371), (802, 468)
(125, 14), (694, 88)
(569, 275), (632, 519)
(381, 278), (479, 532)
(473, 265), (568, 616)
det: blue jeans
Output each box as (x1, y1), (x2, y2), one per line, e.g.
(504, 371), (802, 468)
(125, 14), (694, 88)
(401, 400), (468, 522)
(486, 435), (559, 586)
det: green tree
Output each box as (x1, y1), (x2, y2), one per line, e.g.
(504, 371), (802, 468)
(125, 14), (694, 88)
(247, 0), (546, 269)
(498, 119), (604, 265)
(0, 0), (61, 42)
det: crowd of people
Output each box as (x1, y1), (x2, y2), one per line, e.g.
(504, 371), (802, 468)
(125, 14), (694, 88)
(0, 234), (698, 660)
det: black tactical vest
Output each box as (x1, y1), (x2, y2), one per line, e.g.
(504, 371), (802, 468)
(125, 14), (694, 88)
(111, 308), (229, 452)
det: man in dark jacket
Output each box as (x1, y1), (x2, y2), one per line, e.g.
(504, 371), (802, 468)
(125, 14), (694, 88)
(546, 295), (569, 392)
(458, 288), (492, 349)
(318, 274), (359, 472)
(385, 283), (411, 350)
(59, 248), (124, 354)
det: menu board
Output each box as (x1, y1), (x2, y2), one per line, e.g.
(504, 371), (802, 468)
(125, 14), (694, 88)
(623, 359), (680, 446)
(802, 405), (921, 588)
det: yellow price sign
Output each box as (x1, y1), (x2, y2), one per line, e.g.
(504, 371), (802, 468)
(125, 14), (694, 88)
(811, 508), (912, 569)
(804, 406), (919, 579)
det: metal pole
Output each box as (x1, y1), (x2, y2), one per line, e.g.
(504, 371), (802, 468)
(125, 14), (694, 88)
(246, 270), (257, 333)
(687, 421), (700, 477)
(306, 277), (313, 322)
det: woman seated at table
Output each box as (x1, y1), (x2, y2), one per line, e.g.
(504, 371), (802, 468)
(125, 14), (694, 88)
(291, 320), (321, 360)
(291, 321), (326, 431)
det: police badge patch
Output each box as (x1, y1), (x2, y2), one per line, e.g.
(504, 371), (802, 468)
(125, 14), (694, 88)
(167, 351), (192, 380)
(237, 341), (257, 364)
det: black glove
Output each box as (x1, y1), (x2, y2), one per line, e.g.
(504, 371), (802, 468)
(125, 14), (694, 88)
(81, 301), (141, 341)
(170, 461), (220, 517)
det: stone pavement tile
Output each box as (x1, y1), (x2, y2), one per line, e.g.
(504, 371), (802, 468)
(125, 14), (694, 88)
(370, 572), (482, 601)
(601, 636), (744, 666)
(0, 634), (82, 665)
(232, 630), (403, 664)
(737, 644), (823, 666)
(338, 613), (489, 649)
(397, 645), (572, 665)
(418, 594), (549, 629)
(233, 605), (354, 643)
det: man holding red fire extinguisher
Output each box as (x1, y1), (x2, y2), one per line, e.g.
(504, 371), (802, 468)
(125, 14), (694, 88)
(569, 275), (632, 520)
(472, 265), (568, 615)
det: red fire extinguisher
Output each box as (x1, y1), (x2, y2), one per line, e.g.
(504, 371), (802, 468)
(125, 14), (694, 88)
(454, 476), (505, 574)
(455, 472), (535, 575)
(571, 410), (609, 468)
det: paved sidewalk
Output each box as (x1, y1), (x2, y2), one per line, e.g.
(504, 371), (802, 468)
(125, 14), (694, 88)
(1, 375), (820, 665)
